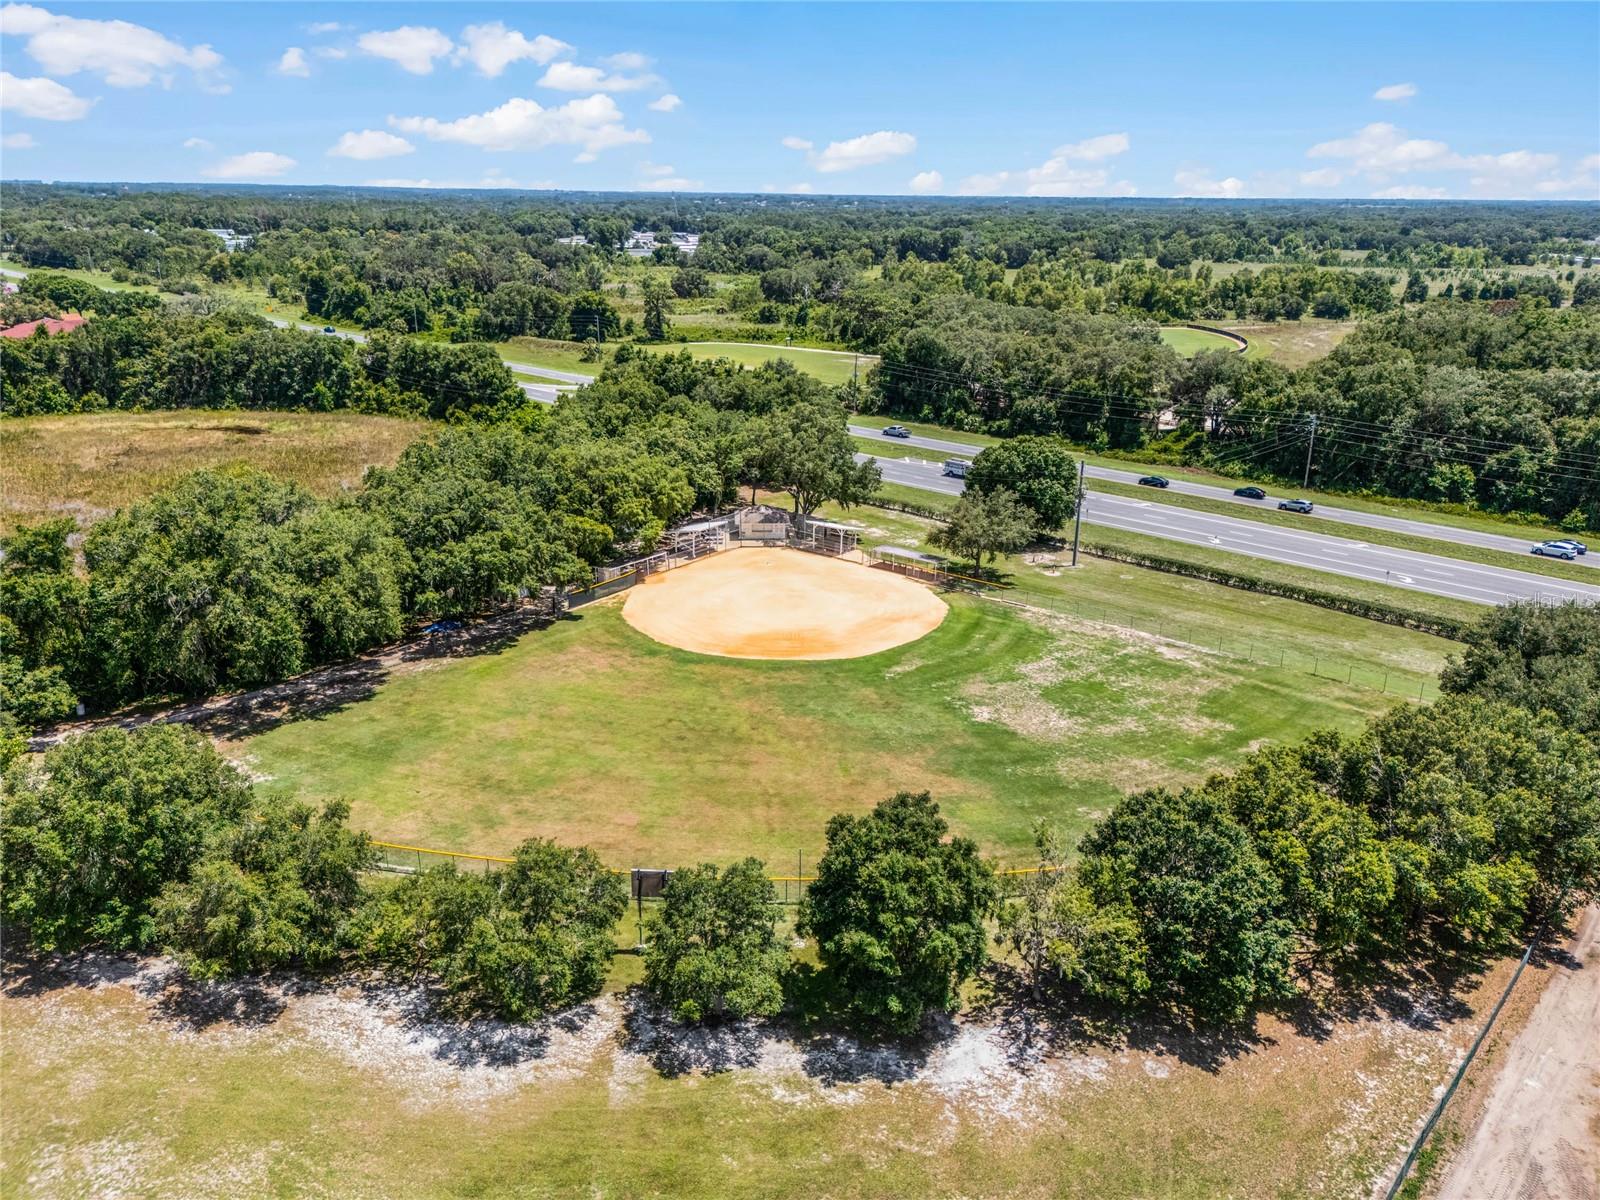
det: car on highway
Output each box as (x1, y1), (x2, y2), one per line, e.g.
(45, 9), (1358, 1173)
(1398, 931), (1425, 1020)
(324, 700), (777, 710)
(1278, 498), (1314, 513)
(1233, 486), (1267, 500)
(943, 458), (972, 478)
(1531, 541), (1579, 560)
(1137, 475), (1169, 488)
(321, 325), (336, 334)
(882, 425), (911, 438)
(1548, 539), (1587, 556)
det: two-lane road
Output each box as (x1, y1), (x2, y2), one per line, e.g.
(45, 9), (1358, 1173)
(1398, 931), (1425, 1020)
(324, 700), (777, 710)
(860, 451), (1600, 608)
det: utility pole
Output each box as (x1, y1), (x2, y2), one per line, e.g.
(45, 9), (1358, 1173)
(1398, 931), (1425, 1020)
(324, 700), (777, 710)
(1302, 413), (1318, 490)
(1070, 459), (1086, 567)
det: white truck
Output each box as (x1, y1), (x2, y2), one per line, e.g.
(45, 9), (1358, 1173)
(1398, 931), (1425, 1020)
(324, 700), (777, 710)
(942, 458), (972, 479)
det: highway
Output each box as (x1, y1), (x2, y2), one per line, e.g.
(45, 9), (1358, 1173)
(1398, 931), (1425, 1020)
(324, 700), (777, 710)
(860, 451), (1600, 608)
(851, 424), (1595, 569)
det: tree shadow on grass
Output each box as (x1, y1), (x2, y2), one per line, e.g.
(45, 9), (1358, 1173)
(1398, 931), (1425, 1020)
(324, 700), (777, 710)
(966, 963), (1272, 1076)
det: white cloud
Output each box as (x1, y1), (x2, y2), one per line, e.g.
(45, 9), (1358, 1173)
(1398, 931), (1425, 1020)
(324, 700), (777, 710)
(182, 136), (212, 150)
(1373, 184), (1449, 199)
(307, 22), (343, 35)
(1173, 167), (1246, 198)
(1053, 132), (1131, 161)
(640, 176), (698, 191)
(787, 129), (917, 173)
(358, 26), (453, 74)
(788, 182), (815, 194)
(314, 47), (347, 60)
(1308, 121), (1578, 197)
(3, 131), (36, 148)
(453, 22), (569, 77)
(276, 46), (309, 77)
(0, 70), (92, 119)
(908, 169), (943, 194)
(0, 3), (224, 89)
(390, 94), (649, 158)
(1373, 82), (1418, 102)
(538, 61), (659, 92)
(328, 129), (414, 160)
(1308, 123), (1453, 173)
(202, 150), (296, 180)
(604, 51), (651, 71)
(1297, 167), (1344, 187)
(638, 161), (675, 177)
(648, 92), (681, 113)
(364, 170), (555, 190)
(956, 134), (1134, 196)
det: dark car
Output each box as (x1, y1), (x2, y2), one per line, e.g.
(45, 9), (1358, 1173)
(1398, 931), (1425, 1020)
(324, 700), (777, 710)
(1233, 486), (1267, 500)
(423, 619), (464, 634)
(321, 325), (336, 334)
(1278, 498), (1314, 513)
(1137, 475), (1169, 488)
(882, 425), (911, 438)
(1532, 541), (1578, 560)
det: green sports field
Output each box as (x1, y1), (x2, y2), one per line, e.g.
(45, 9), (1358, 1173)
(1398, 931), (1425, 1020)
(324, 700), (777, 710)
(1158, 326), (1246, 356)
(238, 568), (1451, 868)
(678, 341), (876, 386)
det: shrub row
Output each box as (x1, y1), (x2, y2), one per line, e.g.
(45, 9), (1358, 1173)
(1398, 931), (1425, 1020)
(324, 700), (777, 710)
(1082, 541), (1468, 639)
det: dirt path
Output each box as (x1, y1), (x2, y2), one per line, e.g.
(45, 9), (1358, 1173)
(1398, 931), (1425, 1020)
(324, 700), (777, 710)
(1437, 905), (1600, 1200)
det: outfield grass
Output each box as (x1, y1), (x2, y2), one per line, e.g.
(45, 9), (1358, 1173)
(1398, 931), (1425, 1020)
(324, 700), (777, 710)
(1158, 326), (1245, 356)
(0, 411), (425, 533)
(241, 546), (1450, 868)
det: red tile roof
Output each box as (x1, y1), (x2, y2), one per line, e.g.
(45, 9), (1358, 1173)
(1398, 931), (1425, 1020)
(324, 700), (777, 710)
(0, 314), (87, 339)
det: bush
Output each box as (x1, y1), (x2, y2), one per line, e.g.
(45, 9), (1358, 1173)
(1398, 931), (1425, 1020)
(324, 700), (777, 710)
(154, 797), (374, 978)
(799, 793), (996, 1034)
(0, 726), (253, 952)
(351, 839), (627, 1021)
(644, 858), (787, 1022)
(1440, 600), (1600, 740)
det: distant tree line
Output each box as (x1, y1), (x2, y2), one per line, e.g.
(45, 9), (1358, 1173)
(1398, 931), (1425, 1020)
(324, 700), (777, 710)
(869, 295), (1600, 527)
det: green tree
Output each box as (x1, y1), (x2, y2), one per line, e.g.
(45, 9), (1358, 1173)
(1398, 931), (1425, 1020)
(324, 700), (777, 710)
(1, 725), (253, 951)
(760, 398), (881, 515)
(643, 858), (787, 1022)
(1439, 600), (1600, 740)
(997, 825), (1148, 1004)
(929, 487), (1034, 568)
(155, 797), (374, 978)
(641, 277), (673, 341)
(353, 839), (627, 1021)
(965, 437), (1079, 533)
(1078, 787), (1295, 1024)
(799, 792), (996, 1034)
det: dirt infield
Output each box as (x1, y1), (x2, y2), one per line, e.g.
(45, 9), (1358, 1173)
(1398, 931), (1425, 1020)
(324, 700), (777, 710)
(621, 547), (947, 660)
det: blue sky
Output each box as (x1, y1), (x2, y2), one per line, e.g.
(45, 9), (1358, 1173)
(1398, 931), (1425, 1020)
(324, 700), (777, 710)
(2, 2), (1597, 199)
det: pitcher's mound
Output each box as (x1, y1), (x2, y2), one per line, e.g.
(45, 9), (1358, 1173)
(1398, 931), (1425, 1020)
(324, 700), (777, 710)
(621, 547), (947, 660)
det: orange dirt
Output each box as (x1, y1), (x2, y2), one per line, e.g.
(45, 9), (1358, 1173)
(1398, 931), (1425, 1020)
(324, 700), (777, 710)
(621, 547), (948, 660)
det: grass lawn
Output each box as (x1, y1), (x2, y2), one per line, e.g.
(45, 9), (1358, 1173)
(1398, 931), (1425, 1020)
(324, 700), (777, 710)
(240, 559), (1448, 868)
(493, 336), (608, 376)
(678, 341), (877, 386)
(1158, 326), (1245, 356)
(1223, 318), (1359, 367)
(0, 411), (425, 534)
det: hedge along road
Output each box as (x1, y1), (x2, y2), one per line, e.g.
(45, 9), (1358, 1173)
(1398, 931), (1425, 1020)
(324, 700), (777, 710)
(851, 424), (1598, 569)
(858, 451), (1600, 609)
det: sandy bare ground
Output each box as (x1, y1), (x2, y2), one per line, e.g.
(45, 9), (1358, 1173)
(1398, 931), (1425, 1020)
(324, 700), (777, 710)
(622, 546), (947, 660)
(1437, 906), (1600, 1200)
